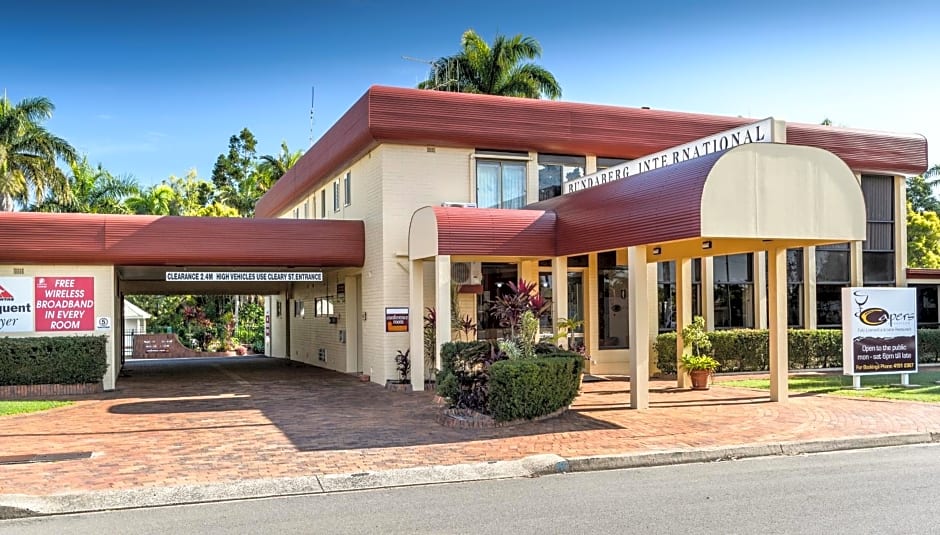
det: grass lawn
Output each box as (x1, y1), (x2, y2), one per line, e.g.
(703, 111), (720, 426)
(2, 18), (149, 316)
(721, 371), (940, 403)
(0, 401), (73, 416)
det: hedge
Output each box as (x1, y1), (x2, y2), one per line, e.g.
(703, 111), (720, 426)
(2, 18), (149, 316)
(655, 328), (940, 375)
(487, 354), (584, 422)
(0, 336), (108, 386)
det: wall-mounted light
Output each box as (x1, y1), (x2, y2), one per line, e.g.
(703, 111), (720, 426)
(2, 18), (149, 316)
(702, 240), (713, 250)
(495, 281), (504, 289)
(652, 247), (662, 256)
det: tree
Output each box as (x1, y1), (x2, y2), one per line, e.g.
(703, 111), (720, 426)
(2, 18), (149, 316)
(0, 95), (77, 211)
(211, 128), (262, 216)
(419, 29), (562, 100)
(258, 140), (302, 184)
(126, 183), (176, 215)
(907, 202), (940, 268)
(31, 156), (138, 214)
(907, 174), (940, 214)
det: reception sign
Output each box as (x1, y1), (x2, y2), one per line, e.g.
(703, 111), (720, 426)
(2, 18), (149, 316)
(34, 277), (95, 331)
(385, 307), (409, 332)
(841, 287), (917, 375)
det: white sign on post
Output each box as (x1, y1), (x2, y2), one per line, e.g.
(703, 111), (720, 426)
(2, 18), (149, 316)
(841, 287), (918, 376)
(563, 117), (775, 194)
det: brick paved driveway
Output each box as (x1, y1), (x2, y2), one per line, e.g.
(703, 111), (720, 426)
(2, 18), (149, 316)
(2, 356), (940, 496)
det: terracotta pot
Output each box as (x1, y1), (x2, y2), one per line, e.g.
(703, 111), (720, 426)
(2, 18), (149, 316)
(689, 369), (711, 390)
(358, 374), (371, 382)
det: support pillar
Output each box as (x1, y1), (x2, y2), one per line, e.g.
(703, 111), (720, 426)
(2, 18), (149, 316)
(755, 252), (768, 329)
(410, 259), (425, 391)
(434, 255), (452, 372)
(628, 246), (650, 410)
(552, 256), (569, 348)
(702, 256), (716, 331)
(675, 257), (693, 388)
(768, 247), (789, 402)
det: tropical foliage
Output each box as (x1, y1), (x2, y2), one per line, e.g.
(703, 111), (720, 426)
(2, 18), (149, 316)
(907, 166), (940, 268)
(0, 95), (78, 211)
(419, 29), (562, 99)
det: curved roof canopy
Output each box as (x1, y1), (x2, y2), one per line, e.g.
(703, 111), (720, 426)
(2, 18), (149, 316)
(0, 212), (365, 267)
(410, 144), (866, 261)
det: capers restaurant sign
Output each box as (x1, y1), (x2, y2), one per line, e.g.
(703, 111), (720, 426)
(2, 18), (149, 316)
(841, 287), (918, 375)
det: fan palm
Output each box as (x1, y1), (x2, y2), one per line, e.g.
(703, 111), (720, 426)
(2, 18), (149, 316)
(0, 95), (77, 210)
(419, 29), (561, 100)
(258, 141), (302, 185)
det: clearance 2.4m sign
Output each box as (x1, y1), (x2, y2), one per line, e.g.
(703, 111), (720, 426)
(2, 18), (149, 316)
(0, 276), (95, 333)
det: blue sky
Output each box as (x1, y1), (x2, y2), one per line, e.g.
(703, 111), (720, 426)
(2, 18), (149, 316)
(3, 0), (938, 186)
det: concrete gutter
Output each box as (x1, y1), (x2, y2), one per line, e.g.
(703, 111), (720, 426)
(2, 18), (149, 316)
(2, 433), (938, 517)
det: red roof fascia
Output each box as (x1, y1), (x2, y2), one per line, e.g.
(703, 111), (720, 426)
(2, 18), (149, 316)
(0, 212), (364, 267)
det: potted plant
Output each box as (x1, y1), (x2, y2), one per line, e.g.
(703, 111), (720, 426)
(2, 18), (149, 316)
(680, 316), (718, 390)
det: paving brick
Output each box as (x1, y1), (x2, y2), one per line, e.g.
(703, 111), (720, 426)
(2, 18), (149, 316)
(1, 356), (939, 496)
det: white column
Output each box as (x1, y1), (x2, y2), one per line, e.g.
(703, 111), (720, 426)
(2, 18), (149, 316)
(675, 257), (692, 389)
(552, 256), (569, 348)
(434, 255), (452, 371)
(410, 260), (425, 391)
(850, 241), (864, 287)
(768, 247), (789, 402)
(628, 246), (650, 410)
(895, 175), (907, 287)
(805, 246), (817, 329)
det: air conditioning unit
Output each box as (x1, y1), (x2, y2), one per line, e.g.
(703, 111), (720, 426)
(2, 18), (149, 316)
(451, 261), (482, 285)
(441, 202), (477, 208)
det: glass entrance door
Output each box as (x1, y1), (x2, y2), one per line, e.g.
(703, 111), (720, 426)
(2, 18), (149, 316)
(567, 271), (585, 352)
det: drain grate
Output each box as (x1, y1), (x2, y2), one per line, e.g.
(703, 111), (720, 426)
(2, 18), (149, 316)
(0, 451), (94, 465)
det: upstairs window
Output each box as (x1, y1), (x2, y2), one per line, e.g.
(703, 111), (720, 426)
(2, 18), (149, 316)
(477, 159), (526, 209)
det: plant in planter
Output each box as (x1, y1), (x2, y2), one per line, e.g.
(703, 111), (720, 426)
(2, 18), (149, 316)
(386, 349), (413, 392)
(680, 316), (718, 390)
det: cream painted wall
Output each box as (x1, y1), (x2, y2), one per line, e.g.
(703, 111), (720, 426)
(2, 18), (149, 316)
(0, 264), (117, 390)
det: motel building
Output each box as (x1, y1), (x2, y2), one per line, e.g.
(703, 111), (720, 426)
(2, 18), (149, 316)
(0, 86), (930, 409)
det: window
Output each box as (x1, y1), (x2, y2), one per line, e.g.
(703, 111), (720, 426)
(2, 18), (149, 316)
(597, 251), (629, 349)
(315, 297), (333, 317)
(293, 300), (305, 318)
(816, 242), (850, 328)
(303, 200), (309, 219)
(861, 175), (895, 285)
(477, 263), (519, 339)
(713, 253), (754, 329)
(786, 248), (804, 328)
(333, 180), (340, 212)
(658, 259), (703, 332)
(320, 190), (326, 218)
(915, 285), (939, 328)
(476, 160), (526, 209)
(538, 154), (585, 201)
(292, 207), (300, 219)
(343, 172), (351, 206)
(597, 157), (629, 169)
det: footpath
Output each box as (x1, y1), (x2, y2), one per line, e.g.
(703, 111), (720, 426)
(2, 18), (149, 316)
(2, 357), (939, 517)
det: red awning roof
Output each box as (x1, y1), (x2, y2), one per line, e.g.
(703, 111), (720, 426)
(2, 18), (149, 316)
(0, 212), (364, 267)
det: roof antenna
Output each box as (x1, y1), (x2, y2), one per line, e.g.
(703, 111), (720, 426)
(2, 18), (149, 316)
(309, 86), (315, 147)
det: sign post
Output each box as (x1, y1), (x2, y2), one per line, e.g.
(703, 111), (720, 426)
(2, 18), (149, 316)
(841, 287), (918, 388)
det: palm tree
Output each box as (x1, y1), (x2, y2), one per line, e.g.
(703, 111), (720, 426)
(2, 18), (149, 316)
(31, 156), (138, 214)
(126, 184), (177, 215)
(258, 141), (302, 184)
(419, 29), (561, 100)
(0, 95), (78, 211)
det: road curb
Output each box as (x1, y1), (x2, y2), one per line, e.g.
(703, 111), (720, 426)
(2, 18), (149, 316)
(564, 433), (937, 473)
(1, 435), (936, 516)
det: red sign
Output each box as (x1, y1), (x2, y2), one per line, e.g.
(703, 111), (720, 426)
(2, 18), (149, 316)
(34, 277), (95, 331)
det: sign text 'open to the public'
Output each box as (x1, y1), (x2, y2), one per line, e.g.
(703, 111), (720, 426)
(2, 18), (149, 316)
(165, 272), (323, 282)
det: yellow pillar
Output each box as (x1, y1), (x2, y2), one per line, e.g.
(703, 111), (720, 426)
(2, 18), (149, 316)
(675, 257), (692, 388)
(754, 252), (768, 329)
(519, 259), (539, 288)
(894, 175), (907, 287)
(410, 259), (425, 391)
(628, 246), (650, 410)
(804, 246), (817, 329)
(586, 253), (599, 365)
(850, 241), (864, 287)
(768, 247), (789, 402)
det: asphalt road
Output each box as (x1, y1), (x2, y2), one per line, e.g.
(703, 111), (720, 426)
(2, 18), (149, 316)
(2, 444), (937, 534)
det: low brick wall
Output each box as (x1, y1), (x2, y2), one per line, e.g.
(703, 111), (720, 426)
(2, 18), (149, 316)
(0, 382), (102, 399)
(436, 405), (569, 429)
(131, 334), (240, 359)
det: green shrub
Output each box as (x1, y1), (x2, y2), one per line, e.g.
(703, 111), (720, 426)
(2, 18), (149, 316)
(0, 336), (108, 385)
(487, 354), (583, 422)
(436, 340), (500, 411)
(654, 333), (677, 375)
(918, 329), (940, 363)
